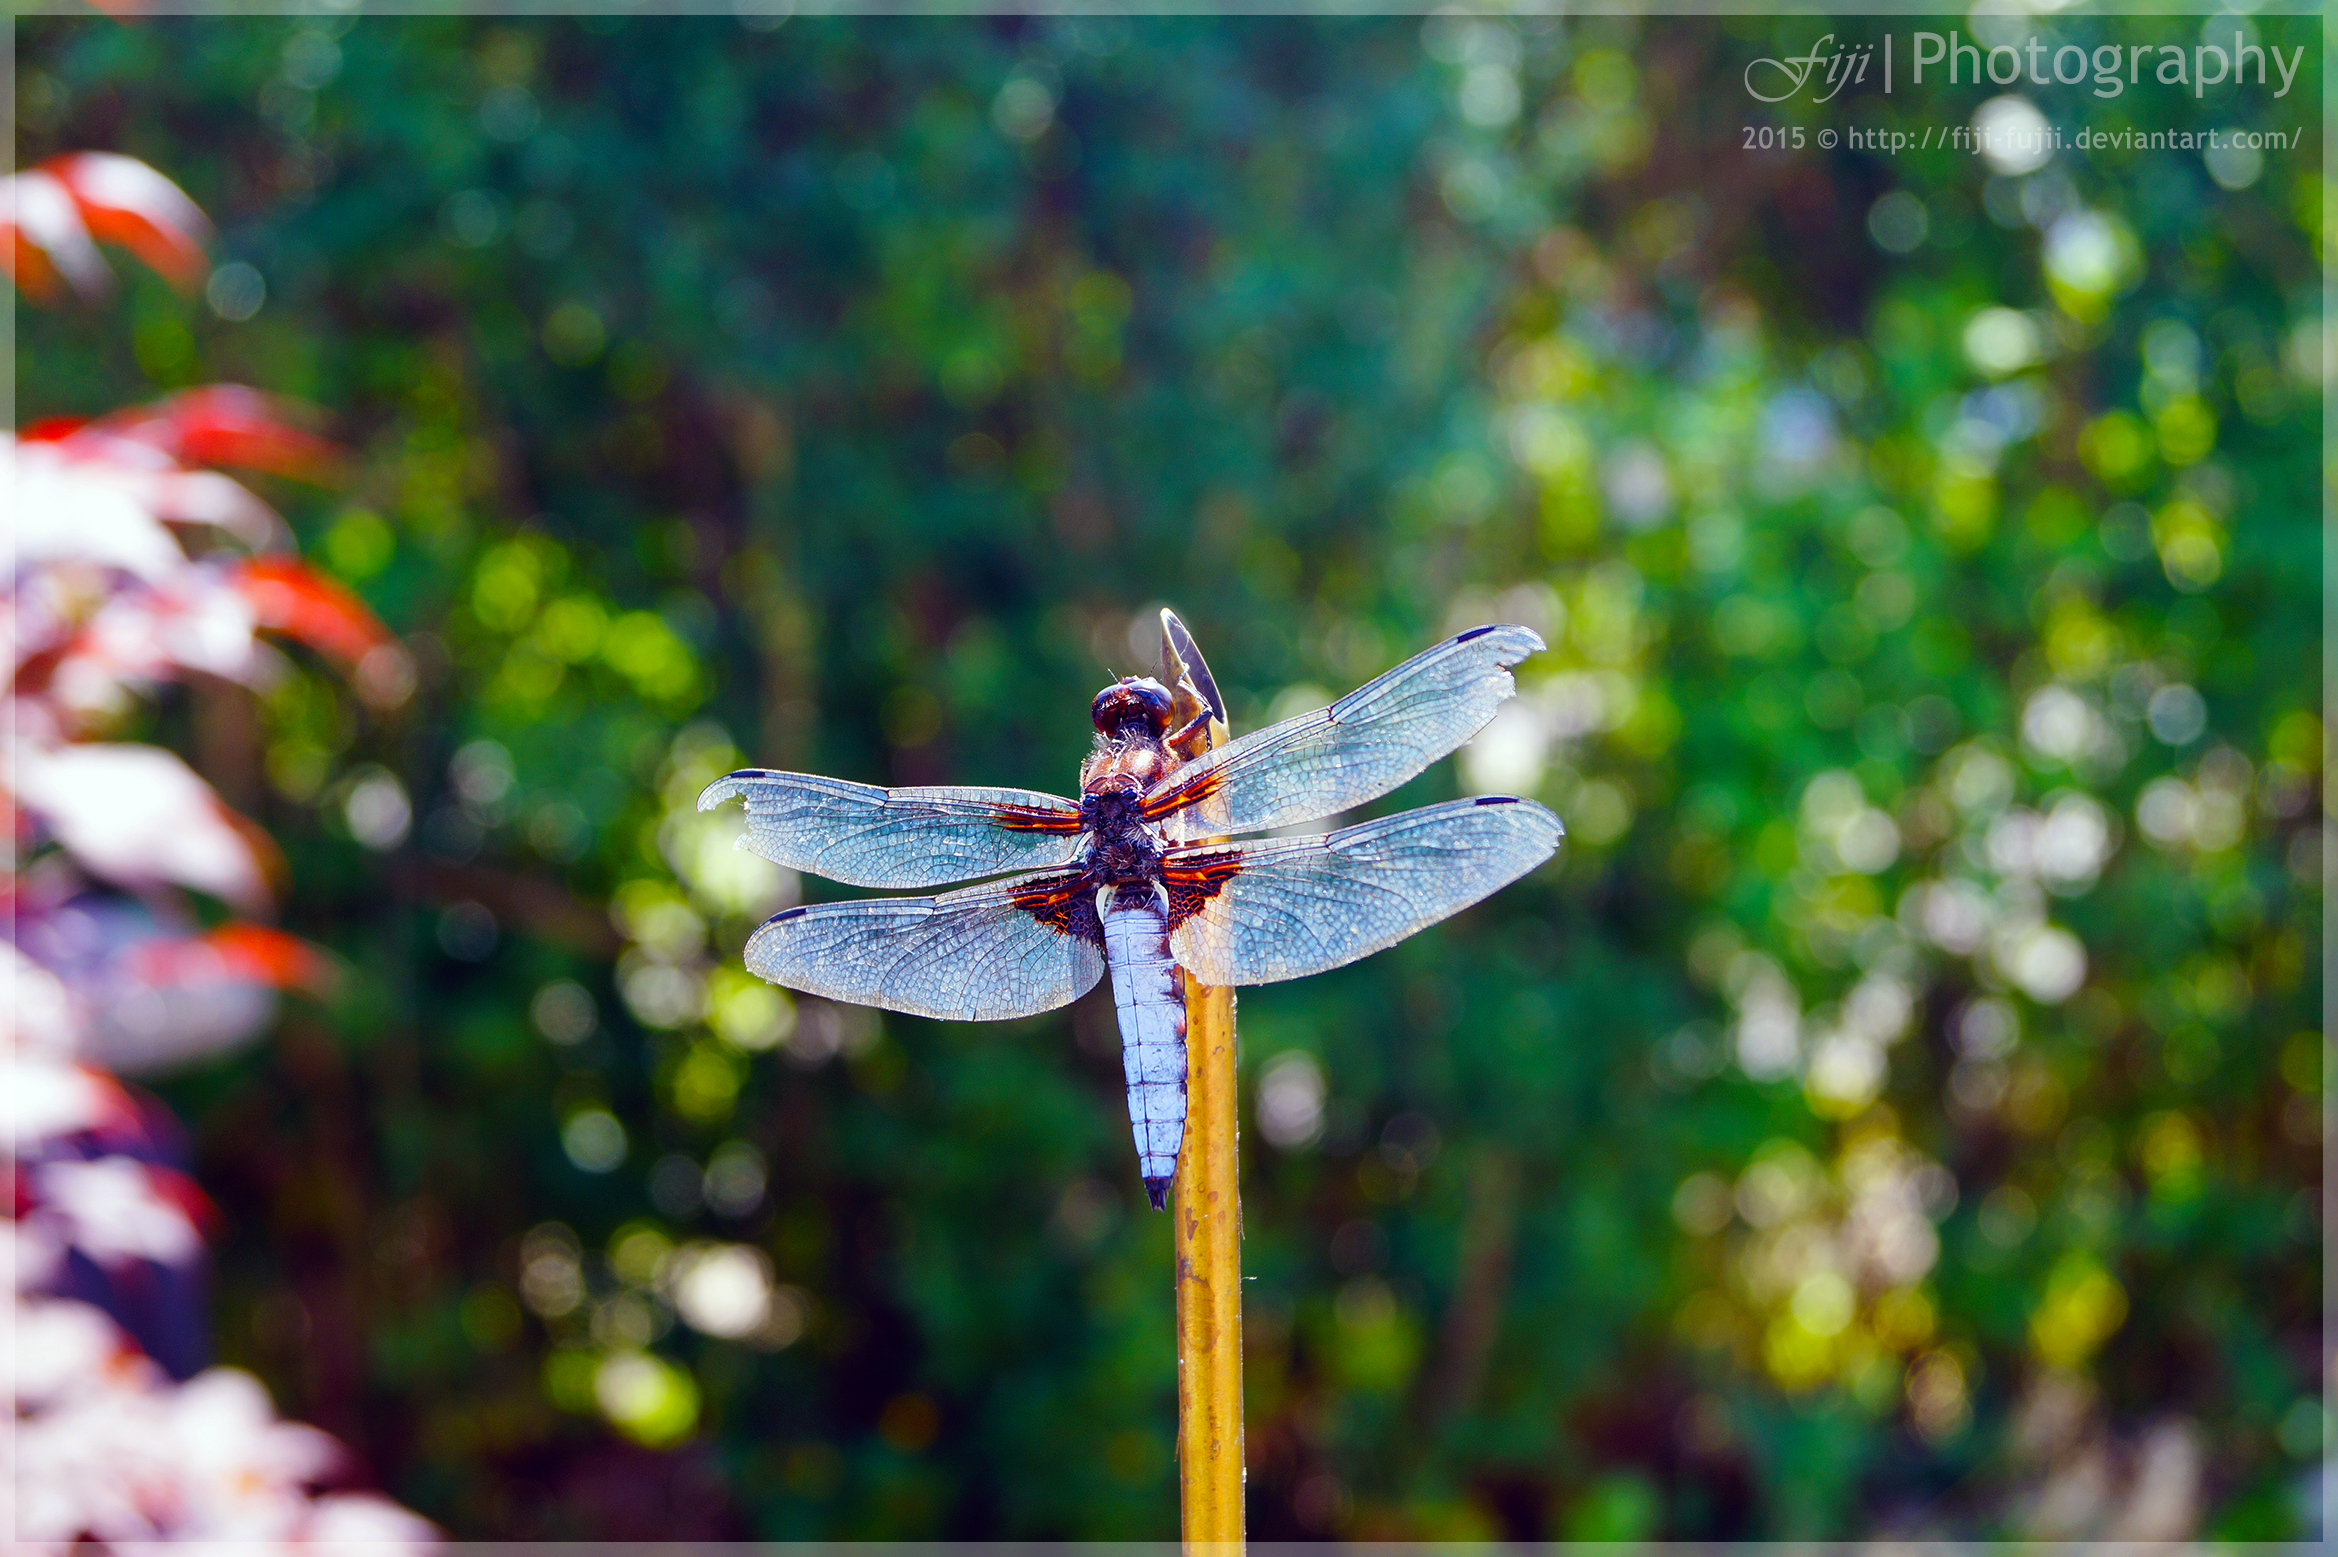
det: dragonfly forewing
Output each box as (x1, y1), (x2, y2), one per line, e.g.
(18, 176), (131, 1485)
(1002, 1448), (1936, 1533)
(701, 770), (1085, 889)
(1140, 623), (1545, 841)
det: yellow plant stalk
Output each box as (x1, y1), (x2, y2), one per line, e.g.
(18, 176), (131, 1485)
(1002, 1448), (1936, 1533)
(1160, 609), (1244, 1552)
(1176, 978), (1242, 1548)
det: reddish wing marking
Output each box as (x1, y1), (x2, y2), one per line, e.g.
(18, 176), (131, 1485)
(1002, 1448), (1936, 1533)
(1163, 850), (1244, 931)
(995, 804), (1088, 835)
(1138, 764), (1225, 824)
(1010, 870), (1105, 945)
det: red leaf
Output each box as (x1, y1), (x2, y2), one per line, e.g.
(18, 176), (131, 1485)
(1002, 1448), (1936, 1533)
(141, 1163), (223, 1239)
(19, 415), (92, 443)
(129, 923), (339, 997)
(201, 923), (339, 995)
(91, 386), (341, 481)
(14, 742), (278, 912)
(230, 556), (394, 666)
(8, 229), (64, 300)
(1, 168), (108, 300)
(44, 152), (210, 292)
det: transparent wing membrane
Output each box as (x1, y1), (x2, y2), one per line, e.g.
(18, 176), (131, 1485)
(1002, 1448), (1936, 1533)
(1141, 624), (1545, 840)
(701, 769), (1084, 889)
(742, 868), (1105, 1022)
(1167, 797), (1562, 986)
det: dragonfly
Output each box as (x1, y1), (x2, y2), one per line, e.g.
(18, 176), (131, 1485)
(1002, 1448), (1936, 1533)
(700, 619), (1562, 1209)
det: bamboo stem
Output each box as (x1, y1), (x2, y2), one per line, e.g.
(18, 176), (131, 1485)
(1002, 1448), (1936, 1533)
(1161, 610), (1243, 1552)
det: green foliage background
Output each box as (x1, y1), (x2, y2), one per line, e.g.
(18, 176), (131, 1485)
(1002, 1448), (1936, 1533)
(18, 11), (2323, 1540)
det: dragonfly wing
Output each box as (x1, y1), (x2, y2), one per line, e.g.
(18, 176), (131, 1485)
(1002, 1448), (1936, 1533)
(1164, 797), (1561, 986)
(744, 868), (1105, 1021)
(700, 770), (1084, 888)
(1140, 624), (1545, 839)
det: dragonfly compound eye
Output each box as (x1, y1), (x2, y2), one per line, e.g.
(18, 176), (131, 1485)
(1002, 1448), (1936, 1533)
(1091, 676), (1174, 737)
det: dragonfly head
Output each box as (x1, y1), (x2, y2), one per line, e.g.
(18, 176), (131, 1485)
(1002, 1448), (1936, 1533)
(1091, 675), (1174, 739)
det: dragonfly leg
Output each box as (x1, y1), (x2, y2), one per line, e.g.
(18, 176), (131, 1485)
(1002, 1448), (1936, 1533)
(1164, 707), (1215, 761)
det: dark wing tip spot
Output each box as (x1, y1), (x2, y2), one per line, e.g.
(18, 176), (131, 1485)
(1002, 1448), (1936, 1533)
(768, 906), (808, 924)
(698, 768), (780, 810)
(1474, 794), (1519, 806)
(1144, 1176), (1173, 1211)
(1454, 624), (1497, 642)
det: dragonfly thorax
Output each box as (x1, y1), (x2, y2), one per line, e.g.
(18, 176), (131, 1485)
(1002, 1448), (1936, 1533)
(1079, 734), (1170, 797)
(1079, 785), (1164, 888)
